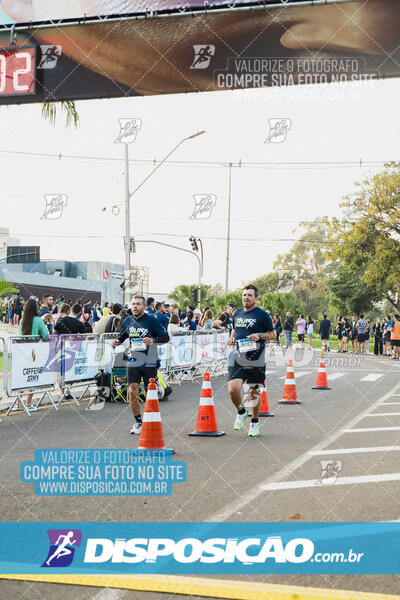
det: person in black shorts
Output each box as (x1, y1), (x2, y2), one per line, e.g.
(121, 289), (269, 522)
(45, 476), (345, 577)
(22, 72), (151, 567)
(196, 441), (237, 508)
(227, 285), (275, 437)
(319, 314), (331, 351)
(112, 296), (169, 434)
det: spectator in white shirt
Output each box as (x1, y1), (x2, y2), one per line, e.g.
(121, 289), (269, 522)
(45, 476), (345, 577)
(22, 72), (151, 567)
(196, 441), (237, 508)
(167, 314), (183, 335)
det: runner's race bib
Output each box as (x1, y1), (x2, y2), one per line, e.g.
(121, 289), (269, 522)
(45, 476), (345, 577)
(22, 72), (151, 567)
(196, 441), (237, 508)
(238, 339), (257, 353)
(129, 338), (147, 352)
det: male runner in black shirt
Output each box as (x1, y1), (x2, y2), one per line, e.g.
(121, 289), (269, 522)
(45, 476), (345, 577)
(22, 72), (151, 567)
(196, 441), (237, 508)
(228, 286), (275, 437)
(112, 295), (169, 435)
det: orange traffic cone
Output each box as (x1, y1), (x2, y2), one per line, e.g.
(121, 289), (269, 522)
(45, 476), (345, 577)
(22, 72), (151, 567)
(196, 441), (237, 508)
(279, 359), (301, 405)
(312, 352), (331, 390)
(138, 378), (174, 454)
(189, 372), (225, 437)
(259, 381), (274, 417)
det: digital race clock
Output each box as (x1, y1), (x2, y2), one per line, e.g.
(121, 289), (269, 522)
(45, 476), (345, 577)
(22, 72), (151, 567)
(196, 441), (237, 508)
(0, 46), (37, 97)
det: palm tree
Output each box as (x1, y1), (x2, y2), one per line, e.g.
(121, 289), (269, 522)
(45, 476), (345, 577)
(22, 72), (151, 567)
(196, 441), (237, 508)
(41, 101), (80, 128)
(0, 279), (19, 298)
(169, 284), (212, 310)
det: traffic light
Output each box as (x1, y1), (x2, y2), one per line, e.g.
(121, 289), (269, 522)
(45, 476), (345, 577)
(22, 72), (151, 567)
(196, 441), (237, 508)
(189, 236), (199, 252)
(191, 288), (199, 304)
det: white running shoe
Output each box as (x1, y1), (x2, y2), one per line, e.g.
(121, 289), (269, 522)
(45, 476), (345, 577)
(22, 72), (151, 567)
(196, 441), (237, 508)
(130, 421), (142, 435)
(248, 421), (261, 437)
(234, 410), (248, 430)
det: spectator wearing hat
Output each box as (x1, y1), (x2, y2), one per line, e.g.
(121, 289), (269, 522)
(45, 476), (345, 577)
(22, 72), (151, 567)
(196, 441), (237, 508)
(193, 308), (202, 327)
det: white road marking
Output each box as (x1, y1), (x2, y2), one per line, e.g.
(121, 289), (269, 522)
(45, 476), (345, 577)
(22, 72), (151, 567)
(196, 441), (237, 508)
(360, 373), (383, 382)
(278, 371), (311, 380)
(365, 413), (400, 417)
(383, 402), (400, 405)
(208, 380), (400, 521)
(260, 473), (400, 492)
(91, 589), (127, 600)
(327, 373), (345, 381)
(309, 446), (400, 455)
(343, 427), (400, 433)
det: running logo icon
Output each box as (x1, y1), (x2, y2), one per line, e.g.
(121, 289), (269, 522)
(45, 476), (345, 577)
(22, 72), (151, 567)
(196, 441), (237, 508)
(115, 118), (142, 143)
(190, 45), (215, 69)
(265, 118), (292, 143)
(41, 195), (68, 220)
(38, 45), (62, 69)
(42, 529), (82, 567)
(318, 460), (342, 485)
(189, 194), (217, 219)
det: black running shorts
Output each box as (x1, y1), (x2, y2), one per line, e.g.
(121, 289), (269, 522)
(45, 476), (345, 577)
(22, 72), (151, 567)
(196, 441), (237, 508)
(127, 365), (158, 386)
(228, 362), (265, 384)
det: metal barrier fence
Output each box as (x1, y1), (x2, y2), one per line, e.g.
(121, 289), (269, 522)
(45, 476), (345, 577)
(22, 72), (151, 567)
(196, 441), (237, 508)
(5, 335), (59, 415)
(3, 334), (100, 416)
(1, 330), (231, 416)
(59, 333), (99, 405)
(99, 330), (230, 384)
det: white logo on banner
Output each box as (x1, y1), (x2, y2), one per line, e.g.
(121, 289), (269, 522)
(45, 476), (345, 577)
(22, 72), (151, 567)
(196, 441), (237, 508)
(38, 45), (62, 69)
(190, 45), (215, 69)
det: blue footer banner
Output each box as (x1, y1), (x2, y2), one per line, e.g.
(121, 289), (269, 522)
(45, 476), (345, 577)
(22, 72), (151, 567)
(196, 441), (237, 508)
(1, 522), (400, 574)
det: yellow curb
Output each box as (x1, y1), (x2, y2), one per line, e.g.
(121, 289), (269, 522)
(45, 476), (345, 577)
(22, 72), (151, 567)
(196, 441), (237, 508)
(1, 574), (399, 600)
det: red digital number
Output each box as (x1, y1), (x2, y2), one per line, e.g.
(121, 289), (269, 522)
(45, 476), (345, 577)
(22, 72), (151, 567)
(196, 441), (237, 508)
(0, 47), (36, 96)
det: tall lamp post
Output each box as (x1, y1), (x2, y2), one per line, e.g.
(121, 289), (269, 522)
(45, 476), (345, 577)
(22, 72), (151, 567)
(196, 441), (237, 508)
(122, 130), (205, 304)
(225, 162), (232, 292)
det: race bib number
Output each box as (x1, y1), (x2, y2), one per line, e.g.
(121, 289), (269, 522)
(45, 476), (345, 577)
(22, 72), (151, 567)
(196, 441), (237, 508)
(238, 339), (257, 353)
(129, 338), (147, 352)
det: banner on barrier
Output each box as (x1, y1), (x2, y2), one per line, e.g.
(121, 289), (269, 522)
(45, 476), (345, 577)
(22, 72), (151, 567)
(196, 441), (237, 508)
(170, 334), (193, 368)
(10, 338), (54, 392)
(101, 336), (127, 373)
(100, 331), (230, 374)
(62, 336), (99, 384)
(157, 342), (169, 371)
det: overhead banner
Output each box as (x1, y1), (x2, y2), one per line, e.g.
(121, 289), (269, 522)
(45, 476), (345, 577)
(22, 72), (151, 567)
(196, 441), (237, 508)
(0, 0), (399, 103)
(2, 1), (260, 24)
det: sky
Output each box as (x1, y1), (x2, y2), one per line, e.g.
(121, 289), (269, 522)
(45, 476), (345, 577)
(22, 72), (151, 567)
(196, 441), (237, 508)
(1, 76), (398, 295)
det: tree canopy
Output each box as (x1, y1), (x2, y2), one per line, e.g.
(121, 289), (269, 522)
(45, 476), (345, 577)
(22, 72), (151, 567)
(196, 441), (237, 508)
(327, 162), (400, 310)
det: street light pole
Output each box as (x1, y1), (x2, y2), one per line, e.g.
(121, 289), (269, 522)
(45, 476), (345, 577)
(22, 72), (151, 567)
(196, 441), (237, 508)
(122, 131), (205, 304)
(198, 238), (204, 310)
(124, 144), (131, 305)
(225, 162), (232, 292)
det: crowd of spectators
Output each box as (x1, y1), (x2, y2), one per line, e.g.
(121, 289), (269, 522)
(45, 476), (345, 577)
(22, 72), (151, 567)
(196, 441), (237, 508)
(3, 294), (400, 359)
